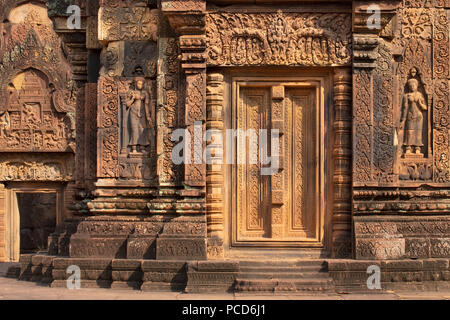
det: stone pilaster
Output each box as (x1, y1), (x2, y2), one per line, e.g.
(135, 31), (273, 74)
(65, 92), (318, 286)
(206, 73), (224, 259)
(332, 68), (352, 258)
(161, 0), (208, 260)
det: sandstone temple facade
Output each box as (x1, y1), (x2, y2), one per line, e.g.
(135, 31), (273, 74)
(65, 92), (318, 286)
(0, 0), (449, 292)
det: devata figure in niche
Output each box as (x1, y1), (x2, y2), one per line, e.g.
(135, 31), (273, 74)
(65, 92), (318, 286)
(400, 78), (427, 156)
(122, 78), (152, 154)
(0, 112), (10, 138)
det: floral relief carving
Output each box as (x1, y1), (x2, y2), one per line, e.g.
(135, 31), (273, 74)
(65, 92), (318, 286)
(353, 70), (372, 183)
(401, 8), (432, 39)
(99, 7), (158, 42)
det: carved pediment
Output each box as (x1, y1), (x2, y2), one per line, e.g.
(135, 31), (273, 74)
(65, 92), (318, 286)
(206, 11), (352, 67)
(0, 69), (75, 153)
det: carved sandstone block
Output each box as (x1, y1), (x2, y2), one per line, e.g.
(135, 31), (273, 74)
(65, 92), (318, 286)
(355, 238), (406, 260)
(156, 237), (207, 260)
(98, 7), (158, 43)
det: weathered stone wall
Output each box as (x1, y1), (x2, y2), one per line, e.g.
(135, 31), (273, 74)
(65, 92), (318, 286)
(0, 0), (449, 264)
(0, 1), (78, 261)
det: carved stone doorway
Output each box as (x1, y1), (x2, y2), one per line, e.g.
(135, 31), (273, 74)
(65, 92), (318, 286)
(230, 77), (327, 250)
(4, 183), (63, 262)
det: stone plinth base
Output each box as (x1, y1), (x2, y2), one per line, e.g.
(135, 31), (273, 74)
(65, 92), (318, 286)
(185, 261), (239, 293)
(329, 259), (450, 292)
(48, 215), (208, 261)
(17, 255), (237, 292)
(354, 215), (450, 260)
(15, 255), (450, 293)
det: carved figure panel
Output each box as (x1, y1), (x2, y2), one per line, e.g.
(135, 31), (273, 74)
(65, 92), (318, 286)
(120, 78), (154, 154)
(400, 78), (428, 157)
(98, 76), (156, 181)
(0, 69), (74, 152)
(0, 154), (73, 181)
(206, 11), (352, 67)
(395, 40), (434, 181)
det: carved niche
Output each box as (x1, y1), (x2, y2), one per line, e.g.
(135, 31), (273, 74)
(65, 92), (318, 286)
(393, 3), (449, 183)
(97, 77), (157, 182)
(100, 41), (157, 78)
(206, 11), (352, 67)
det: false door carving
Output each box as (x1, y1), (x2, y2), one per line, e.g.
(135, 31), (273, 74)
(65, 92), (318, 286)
(232, 79), (323, 247)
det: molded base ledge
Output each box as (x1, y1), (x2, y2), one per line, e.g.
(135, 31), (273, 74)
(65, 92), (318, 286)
(354, 215), (450, 260)
(15, 254), (450, 293)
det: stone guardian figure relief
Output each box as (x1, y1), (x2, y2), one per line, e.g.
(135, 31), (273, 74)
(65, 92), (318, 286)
(122, 78), (152, 154)
(400, 78), (427, 156)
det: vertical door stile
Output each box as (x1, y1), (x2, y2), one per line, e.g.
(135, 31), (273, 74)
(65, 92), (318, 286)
(270, 85), (285, 239)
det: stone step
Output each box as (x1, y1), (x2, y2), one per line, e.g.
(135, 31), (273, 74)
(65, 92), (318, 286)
(239, 266), (326, 273)
(237, 271), (331, 280)
(238, 259), (327, 268)
(234, 278), (335, 292)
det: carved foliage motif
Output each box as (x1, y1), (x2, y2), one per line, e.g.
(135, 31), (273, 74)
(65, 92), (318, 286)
(373, 42), (394, 182)
(162, 0), (205, 11)
(184, 72), (206, 185)
(99, 7), (158, 42)
(98, 77), (119, 178)
(353, 69), (372, 183)
(206, 12), (352, 67)
(433, 9), (450, 183)
(160, 38), (180, 184)
(401, 8), (433, 39)
(0, 161), (70, 181)
(100, 41), (157, 78)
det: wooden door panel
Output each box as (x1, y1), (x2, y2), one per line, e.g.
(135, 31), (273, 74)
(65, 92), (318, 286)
(233, 83), (319, 246)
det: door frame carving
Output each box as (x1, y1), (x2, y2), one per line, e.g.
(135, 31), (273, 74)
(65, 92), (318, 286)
(4, 182), (64, 262)
(230, 76), (327, 248)
(214, 70), (335, 257)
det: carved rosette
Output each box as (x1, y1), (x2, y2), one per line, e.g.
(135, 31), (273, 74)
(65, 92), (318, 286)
(98, 7), (158, 43)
